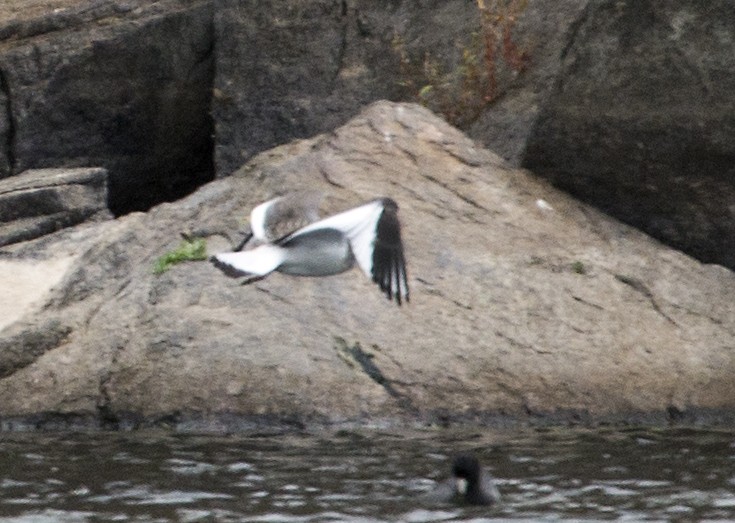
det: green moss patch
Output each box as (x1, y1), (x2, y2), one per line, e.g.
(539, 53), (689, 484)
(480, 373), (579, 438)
(153, 237), (207, 275)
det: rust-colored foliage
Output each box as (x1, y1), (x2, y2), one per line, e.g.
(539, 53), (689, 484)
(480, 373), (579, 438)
(393, 0), (529, 127)
(478, 0), (530, 102)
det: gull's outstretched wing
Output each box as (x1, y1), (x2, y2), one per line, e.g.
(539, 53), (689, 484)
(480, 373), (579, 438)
(250, 191), (323, 243)
(289, 198), (409, 305)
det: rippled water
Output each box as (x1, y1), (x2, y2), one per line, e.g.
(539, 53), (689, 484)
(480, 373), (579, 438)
(0, 426), (733, 521)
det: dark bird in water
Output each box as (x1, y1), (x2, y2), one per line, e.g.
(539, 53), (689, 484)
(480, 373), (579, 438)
(424, 454), (500, 506)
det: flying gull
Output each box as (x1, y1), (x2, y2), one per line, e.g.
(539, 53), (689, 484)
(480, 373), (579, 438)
(211, 193), (409, 305)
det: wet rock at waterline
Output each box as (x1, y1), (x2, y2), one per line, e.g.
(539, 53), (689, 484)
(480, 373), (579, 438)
(1, 102), (734, 429)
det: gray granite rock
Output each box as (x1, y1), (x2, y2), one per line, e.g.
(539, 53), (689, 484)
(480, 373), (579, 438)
(3, 0), (733, 277)
(0, 102), (733, 430)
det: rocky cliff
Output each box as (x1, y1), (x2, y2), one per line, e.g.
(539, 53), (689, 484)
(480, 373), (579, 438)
(2, 0), (732, 270)
(1, 0), (735, 430)
(0, 0), (214, 215)
(522, 0), (735, 270)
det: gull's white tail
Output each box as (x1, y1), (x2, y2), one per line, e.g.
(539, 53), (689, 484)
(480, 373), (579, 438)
(213, 245), (285, 277)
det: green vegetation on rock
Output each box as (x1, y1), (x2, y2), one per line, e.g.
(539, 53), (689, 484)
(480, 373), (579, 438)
(153, 237), (207, 275)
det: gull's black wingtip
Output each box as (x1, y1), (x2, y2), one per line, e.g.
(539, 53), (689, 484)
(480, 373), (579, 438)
(371, 198), (409, 306)
(211, 255), (248, 279)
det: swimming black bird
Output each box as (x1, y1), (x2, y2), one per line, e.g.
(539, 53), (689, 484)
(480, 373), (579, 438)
(424, 454), (500, 506)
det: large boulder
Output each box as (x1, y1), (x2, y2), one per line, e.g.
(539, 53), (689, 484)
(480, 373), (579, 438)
(522, 0), (735, 270)
(212, 0), (735, 272)
(1, 102), (733, 430)
(212, 0), (426, 175)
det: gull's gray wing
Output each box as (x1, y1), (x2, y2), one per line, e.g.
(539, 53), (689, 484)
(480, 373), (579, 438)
(250, 191), (323, 243)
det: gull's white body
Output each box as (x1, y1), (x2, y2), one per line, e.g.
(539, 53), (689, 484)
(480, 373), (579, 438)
(212, 195), (409, 305)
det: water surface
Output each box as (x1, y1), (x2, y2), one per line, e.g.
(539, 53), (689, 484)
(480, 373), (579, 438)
(0, 426), (733, 521)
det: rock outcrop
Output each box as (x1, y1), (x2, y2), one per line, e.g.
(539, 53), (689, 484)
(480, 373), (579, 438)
(1, 0), (584, 215)
(213, 0), (483, 175)
(211, 0), (586, 174)
(0, 0), (214, 215)
(1, 102), (733, 430)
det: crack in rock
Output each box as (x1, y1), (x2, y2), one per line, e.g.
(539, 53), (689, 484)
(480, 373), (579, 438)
(614, 273), (679, 326)
(333, 337), (414, 411)
(0, 67), (16, 175)
(416, 277), (472, 310)
(329, 0), (349, 93)
(418, 171), (488, 212)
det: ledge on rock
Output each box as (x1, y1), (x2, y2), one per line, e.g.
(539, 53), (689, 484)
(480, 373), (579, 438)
(0, 167), (110, 246)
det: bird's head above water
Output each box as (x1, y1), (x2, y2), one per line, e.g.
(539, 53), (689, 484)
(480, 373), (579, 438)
(453, 455), (482, 487)
(450, 454), (500, 505)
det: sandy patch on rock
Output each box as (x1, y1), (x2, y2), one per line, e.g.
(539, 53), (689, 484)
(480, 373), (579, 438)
(0, 256), (75, 332)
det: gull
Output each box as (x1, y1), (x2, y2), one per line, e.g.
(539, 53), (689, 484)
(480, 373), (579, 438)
(211, 193), (409, 305)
